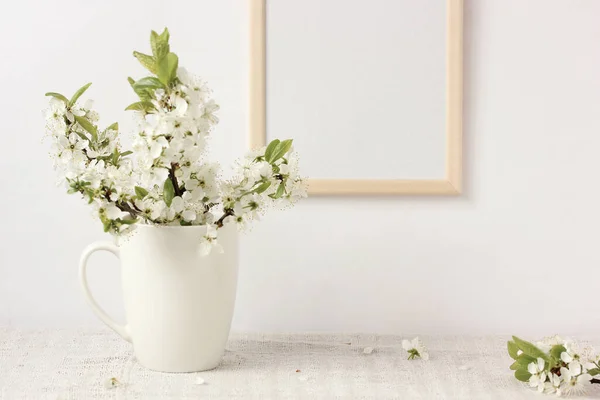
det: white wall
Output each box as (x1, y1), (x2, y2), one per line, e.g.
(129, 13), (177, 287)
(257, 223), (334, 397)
(2, 0), (600, 336)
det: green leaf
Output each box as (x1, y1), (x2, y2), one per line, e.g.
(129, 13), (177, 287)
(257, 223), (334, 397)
(125, 101), (156, 112)
(127, 77), (153, 100)
(135, 186), (149, 199)
(133, 76), (164, 90)
(45, 92), (69, 103)
(507, 341), (520, 360)
(157, 52), (178, 86)
(151, 29), (170, 60)
(102, 218), (111, 233)
(68, 82), (92, 107)
(588, 368), (600, 376)
(159, 27), (170, 43)
(163, 178), (175, 207)
(118, 218), (138, 225)
(133, 51), (157, 74)
(111, 148), (120, 164)
(120, 150), (133, 157)
(516, 354), (536, 367)
(512, 336), (550, 364)
(509, 361), (520, 371)
(264, 139), (280, 163)
(180, 220), (192, 226)
(274, 182), (285, 199)
(270, 139), (293, 163)
(73, 116), (97, 140)
(550, 345), (566, 361)
(85, 188), (95, 204)
(254, 180), (272, 194)
(514, 369), (532, 382)
(150, 30), (159, 56)
(107, 122), (119, 131)
(74, 131), (89, 142)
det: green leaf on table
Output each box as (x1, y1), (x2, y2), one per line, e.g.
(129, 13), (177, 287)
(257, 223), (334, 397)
(69, 82), (92, 107)
(125, 101), (156, 112)
(509, 361), (520, 370)
(45, 92), (69, 103)
(550, 345), (566, 362)
(127, 77), (136, 86)
(270, 139), (293, 163)
(254, 180), (271, 194)
(157, 52), (178, 86)
(120, 150), (133, 157)
(133, 76), (164, 90)
(507, 341), (520, 360)
(264, 139), (280, 163)
(133, 51), (157, 74)
(514, 369), (532, 382)
(512, 336), (550, 364)
(135, 186), (149, 199)
(107, 122), (119, 131)
(163, 178), (175, 207)
(516, 354), (536, 367)
(73, 116), (97, 140)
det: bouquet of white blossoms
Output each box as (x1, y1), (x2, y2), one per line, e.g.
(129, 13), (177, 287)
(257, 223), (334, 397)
(508, 335), (600, 396)
(44, 28), (307, 254)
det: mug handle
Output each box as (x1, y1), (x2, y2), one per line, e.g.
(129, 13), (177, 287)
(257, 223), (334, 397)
(79, 241), (132, 343)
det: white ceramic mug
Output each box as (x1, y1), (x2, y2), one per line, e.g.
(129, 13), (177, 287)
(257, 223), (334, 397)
(79, 224), (239, 372)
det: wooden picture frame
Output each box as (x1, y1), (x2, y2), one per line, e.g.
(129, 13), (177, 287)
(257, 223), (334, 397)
(249, 0), (463, 195)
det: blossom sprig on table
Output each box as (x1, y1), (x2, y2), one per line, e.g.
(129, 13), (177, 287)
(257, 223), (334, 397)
(507, 335), (600, 396)
(402, 337), (429, 361)
(44, 28), (307, 251)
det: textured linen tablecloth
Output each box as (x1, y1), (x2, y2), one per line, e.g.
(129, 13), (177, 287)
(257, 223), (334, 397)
(1, 330), (599, 399)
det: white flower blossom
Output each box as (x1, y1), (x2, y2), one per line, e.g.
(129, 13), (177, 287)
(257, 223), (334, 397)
(527, 358), (547, 392)
(199, 225), (223, 256)
(544, 373), (562, 396)
(560, 361), (591, 395)
(402, 337), (429, 361)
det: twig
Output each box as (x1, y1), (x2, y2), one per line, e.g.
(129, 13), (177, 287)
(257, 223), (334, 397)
(169, 163), (182, 197)
(215, 209), (233, 228)
(103, 190), (140, 219)
(115, 200), (140, 219)
(203, 202), (217, 214)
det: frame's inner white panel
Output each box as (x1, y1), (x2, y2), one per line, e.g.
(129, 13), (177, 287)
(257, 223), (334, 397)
(266, 0), (447, 179)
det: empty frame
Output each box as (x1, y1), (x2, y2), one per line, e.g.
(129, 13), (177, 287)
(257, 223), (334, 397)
(249, 0), (463, 195)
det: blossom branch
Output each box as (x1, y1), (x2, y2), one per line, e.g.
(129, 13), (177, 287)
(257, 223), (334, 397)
(44, 28), (307, 246)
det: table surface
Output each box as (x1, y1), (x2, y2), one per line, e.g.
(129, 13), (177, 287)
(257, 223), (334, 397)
(1, 329), (599, 399)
